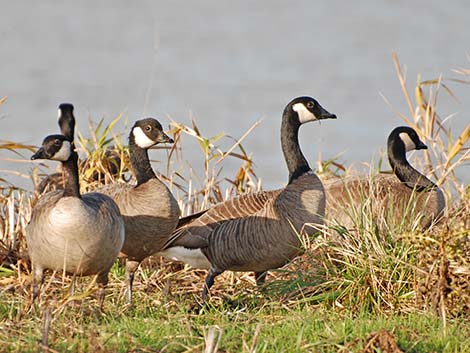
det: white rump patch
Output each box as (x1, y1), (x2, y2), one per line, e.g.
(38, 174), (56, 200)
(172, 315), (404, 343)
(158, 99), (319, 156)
(399, 132), (416, 152)
(159, 247), (211, 269)
(52, 141), (71, 161)
(133, 126), (155, 149)
(292, 103), (316, 123)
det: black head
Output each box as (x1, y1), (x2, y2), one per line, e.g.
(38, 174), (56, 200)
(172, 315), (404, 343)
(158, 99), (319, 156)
(285, 96), (337, 125)
(57, 103), (76, 141)
(388, 126), (427, 153)
(31, 134), (73, 162)
(130, 118), (174, 149)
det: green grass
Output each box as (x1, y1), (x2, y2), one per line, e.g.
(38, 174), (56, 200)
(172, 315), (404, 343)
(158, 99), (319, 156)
(1, 282), (469, 353)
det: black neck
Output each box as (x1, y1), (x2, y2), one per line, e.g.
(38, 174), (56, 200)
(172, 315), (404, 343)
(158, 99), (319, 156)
(281, 110), (311, 184)
(59, 117), (75, 142)
(388, 143), (436, 192)
(62, 152), (81, 198)
(129, 139), (156, 186)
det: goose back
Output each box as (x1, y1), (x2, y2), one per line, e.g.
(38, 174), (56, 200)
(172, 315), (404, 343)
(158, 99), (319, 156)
(160, 189), (281, 268)
(325, 173), (445, 229)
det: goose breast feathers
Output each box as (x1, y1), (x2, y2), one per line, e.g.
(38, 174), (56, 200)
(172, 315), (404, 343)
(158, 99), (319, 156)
(97, 178), (179, 259)
(26, 190), (124, 276)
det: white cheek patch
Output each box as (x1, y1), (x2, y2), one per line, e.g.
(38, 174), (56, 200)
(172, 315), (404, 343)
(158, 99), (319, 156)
(133, 126), (156, 149)
(399, 132), (416, 152)
(52, 141), (71, 161)
(57, 108), (62, 121)
(292, 103), (317, 123)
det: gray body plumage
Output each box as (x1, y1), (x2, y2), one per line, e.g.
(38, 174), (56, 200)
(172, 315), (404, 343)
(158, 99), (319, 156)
(26, 190), (125, 278)
(97, 178), (179, 261)
(189, 173), (324, 272)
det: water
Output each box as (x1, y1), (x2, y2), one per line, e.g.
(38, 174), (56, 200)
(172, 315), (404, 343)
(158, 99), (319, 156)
(1, 0), (469, 190)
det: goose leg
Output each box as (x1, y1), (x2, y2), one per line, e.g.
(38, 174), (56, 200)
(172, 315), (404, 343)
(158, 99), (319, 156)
(96, 273), (108, 311)
(125, 260), (140, 305)
(32, 265), (44, 303)
(254, 271), (267, 288)
(69, 276), (77, 297)
(202, 267), (223, 300)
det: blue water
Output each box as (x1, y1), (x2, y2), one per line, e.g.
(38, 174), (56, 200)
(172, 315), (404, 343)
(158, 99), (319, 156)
(1, 0), (469, 190)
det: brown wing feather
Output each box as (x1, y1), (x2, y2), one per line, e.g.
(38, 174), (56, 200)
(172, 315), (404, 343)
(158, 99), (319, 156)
(176, 209), (209, 228)
(163, 189), (281, 249)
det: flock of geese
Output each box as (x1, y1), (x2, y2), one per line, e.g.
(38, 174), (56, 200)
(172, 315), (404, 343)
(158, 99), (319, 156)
(26, 96), (445, 308)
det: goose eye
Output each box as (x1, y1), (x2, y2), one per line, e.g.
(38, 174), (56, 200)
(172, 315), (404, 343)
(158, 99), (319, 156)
(306, 101), (315, 109)
(54, 139), (61, 146)
(145, 125), (152, 132)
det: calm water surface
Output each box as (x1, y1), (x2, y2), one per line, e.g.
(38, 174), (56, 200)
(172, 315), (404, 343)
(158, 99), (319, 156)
(1, 1), (469, 189)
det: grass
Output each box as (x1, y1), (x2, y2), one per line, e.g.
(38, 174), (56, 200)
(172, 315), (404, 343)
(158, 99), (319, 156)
(1, 286), (470, 352)
(1, 57), (470, 352)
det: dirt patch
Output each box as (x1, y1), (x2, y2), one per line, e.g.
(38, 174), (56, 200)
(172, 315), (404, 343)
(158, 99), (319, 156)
(361, 329), (403, 353)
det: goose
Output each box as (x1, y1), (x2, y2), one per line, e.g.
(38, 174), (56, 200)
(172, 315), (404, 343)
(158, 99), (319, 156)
(159, 96), (337, 298)
(324, 126), (445, 230)
(27, 134), (125, 308)
(93, 118), (180, 304)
